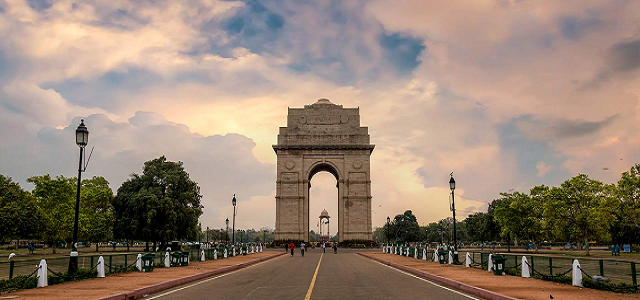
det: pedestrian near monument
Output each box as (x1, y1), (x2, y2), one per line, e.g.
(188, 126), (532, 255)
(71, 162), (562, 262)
(289, 242), (295, 257)
(301, 242), (306, 257)
(333, 242), (338, 254)
(322, 242), (326, 253)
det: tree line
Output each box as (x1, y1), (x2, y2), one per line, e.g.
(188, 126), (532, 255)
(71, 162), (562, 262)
(375, 164), (640, 255)
(0, 156), (210, 252)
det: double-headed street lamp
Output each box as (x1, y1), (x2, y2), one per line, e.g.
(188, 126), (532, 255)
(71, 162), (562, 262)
(232, 195), (237, 244)
(449, 173), (458, 262)
(225, 218), (230, 243)
(69, 120), (89, 274)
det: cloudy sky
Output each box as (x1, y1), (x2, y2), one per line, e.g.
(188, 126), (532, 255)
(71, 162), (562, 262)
(1, 0), (639, 234)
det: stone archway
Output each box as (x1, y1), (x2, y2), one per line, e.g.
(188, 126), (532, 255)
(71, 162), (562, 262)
(274, 99), (374, 242)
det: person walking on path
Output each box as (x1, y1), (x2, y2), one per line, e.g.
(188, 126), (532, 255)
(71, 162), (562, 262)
(322, 242), (326, 253)
(289, 242), (295, 257)
(301, 242), (306, 257)
(333, 242), (338, 254)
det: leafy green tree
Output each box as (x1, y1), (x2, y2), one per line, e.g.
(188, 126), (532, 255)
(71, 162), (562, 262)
(0, 175), (44, 247)
(113, 156), (203, 250)
(543, 174), (613, 255)
(391, 210), (421, 242)
(27, 175), (76, 253)
(492, 195), (518, 252)
(610, 164), (640, 245)
(465, 212), (500, 246)
(79, 176), (114, 251)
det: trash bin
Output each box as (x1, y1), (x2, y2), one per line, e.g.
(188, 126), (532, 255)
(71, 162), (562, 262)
(492, 255), (505, 275)
(181, 251), (189, 266)
(438, 250), (447, 264)
(171, 252), (181, 267)
(142, 253), (155, 272)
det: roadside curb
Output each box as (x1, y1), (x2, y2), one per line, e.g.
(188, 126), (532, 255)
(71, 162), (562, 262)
(358, 253), (519, 300)
(98, 252), (285, 300)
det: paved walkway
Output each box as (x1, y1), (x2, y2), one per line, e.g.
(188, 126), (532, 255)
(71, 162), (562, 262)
(7, 251), (281, 300)
(362, 252), (640, 300)
(146, 249), (481, 300)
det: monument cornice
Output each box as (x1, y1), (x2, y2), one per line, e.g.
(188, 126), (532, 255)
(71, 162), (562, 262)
(273, 144), (375, 152)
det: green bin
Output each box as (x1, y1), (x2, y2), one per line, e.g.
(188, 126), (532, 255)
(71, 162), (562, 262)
(171, 252), (181, 267)
(142, 253), (155, 272)
(492, 255), (505, 275)
(181, 251), (189, 266)
(438, 249), (447, 264)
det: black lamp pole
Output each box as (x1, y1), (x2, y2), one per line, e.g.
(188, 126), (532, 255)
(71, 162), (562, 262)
(69, 119), (88, 274)
(232, 195), (236, 244)
(225, 218), (229, 244)
(386, 216), (390, 244)
(449, 174), (458, 262)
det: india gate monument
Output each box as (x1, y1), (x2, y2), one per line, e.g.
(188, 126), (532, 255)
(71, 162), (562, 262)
(273, 99), (374, 242)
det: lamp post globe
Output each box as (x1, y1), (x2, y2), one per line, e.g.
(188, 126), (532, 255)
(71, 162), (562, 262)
(69, 119), (88, 274)
(232, 195), (237, 244)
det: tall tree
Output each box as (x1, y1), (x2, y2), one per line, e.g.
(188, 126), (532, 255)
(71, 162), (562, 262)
(27, 175), (76, 253)
(610, 164), (640, 245)
(0, 175), (44, 246)
(391, 210), (421, 242)
(79, 176), (114, 251)
(543, 174), (613, 255)
(113, 156), (203, 249)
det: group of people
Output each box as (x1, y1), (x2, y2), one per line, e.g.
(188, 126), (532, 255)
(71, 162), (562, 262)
(287, 241), (337, 256)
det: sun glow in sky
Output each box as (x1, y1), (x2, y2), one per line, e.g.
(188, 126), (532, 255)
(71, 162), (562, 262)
(0, 0), (639, 231)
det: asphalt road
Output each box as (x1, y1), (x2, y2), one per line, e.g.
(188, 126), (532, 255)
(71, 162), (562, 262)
(147, 249), (483, 300)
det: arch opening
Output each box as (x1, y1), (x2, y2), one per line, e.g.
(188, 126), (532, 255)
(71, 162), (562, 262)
(309, 171), (339, 242)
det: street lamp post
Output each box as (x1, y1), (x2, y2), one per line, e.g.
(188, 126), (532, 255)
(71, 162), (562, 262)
(449, 174), (458, 262)
(68, 119), (88, 274)
(206, 226), (209, 244)
(386, 216), (390, 244)
(232, 195), (237, 244)
(225, 218), (229, 244)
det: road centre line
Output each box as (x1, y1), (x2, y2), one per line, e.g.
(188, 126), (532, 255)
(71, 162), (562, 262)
(146, 255), (284, 299)
(303, 253), (323, 300)
(367, 258), (481, 300)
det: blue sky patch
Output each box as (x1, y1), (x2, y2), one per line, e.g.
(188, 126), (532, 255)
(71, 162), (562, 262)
(379, 32), (426, 74)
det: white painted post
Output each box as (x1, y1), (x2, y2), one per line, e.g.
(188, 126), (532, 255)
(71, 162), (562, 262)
(224, 248), (228, 258)
(233, 247), (236, 257)
(164, 251), (170, 267)
(521, 256), (530, 278)
(414, 247), (418, 259)
(465, 252), (471, 267)
(382, 244), (385, 253)
(488, 254), (493, 272)
(136, 254), (142, 271)
(423, 249), (427, 260)
(214, 249), (218, 260)
(37, 259), (47, 287)
(448, 251), (453, 264)
(433, 249), (438, 262)
(97, 256), (105, 277)
(260, 244), (263, 252)
(572, 259), (583, 287)
(201, 250), (205, 262)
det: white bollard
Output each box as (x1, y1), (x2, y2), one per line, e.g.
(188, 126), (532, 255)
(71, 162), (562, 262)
(448, 251), (453, 264)
(382, 244), (386, 253)
(136, 254), (142, 271)
(433, 249), (438, 262)
(224, 248), (228, 258)
(201, 250), (205, 262)
(423, 249), (427, 260)
(414, 247), (418, 259)
(214, 249), (218, 260)
(399, 246), (402, 255)
(465, 252), (471, 267)
(165, 251), (170, 267)
(488, 254), (493, 272)
(233, 247), (236, 257)
(260, 245), (263, 252)
(37, 259), (48, 287)
(572, 259), (583, 287)
(521, 256), (530, 278)
(97, 256), (105, 277)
